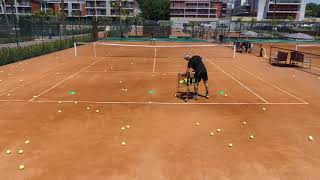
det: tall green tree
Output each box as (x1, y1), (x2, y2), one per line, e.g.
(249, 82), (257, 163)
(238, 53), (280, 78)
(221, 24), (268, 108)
(306, 3), (320, 17)
(137, 0), (169, 20)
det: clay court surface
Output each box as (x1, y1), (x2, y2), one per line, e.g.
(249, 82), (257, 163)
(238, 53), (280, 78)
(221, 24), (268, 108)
(0, 41), (320, 179)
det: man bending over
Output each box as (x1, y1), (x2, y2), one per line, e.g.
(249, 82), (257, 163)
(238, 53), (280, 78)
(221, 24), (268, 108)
(184, 54), (209, 100)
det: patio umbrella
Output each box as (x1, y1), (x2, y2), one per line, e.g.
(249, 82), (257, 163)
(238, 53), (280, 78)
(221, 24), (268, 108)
(240, 31), (258, 37)
(287, 33), (315, 50)
(286, 33), (315, 41)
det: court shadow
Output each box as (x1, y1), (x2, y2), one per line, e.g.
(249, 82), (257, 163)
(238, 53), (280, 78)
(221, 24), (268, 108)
(270, 63), (294, 68)
(175, 92), (206, 102)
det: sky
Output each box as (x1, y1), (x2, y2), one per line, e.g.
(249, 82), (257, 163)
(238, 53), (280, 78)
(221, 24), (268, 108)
(306, 0), (320, 4)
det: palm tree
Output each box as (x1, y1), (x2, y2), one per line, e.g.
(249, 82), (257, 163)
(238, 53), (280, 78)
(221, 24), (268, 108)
(111, 0), (129, 37)
(133, 15), (143, 36)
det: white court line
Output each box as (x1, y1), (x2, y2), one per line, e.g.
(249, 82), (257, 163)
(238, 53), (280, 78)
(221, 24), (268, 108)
(207, 59), (269, 104)
(153, 46), (157, 73)
(0, 63), (67, 97)
(32, 100), (307, 105)
(0, 99), (308, 105)
(236, 65), (309, 104)
(28, 59), (100, 101)
(83, 70), (224, 74)
(0, 99), (28, 102)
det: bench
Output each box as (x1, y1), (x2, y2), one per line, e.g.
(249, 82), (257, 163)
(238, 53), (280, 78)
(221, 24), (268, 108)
(269, 51), (288, 65)
(290, 51), (311, 69)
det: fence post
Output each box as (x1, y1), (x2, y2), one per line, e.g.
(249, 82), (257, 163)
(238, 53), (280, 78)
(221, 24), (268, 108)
(269, 46), (272, 63)
(74, 42), (77, 56)
(93, 42), (97, 58)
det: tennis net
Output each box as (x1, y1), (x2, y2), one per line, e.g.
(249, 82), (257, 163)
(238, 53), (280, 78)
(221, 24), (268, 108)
(74, 42), (235, 59)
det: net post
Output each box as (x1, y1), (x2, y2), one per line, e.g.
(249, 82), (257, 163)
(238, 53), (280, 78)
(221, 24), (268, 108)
(233, 45), (236, 59)
(74, 42), (77, 57)
(93, 42), (97, 58)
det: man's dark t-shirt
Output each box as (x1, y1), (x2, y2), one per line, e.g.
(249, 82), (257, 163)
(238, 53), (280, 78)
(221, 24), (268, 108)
(188, 55), (207, 73)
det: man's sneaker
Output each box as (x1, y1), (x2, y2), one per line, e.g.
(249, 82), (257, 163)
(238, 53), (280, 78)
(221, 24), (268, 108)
(205, 93), (210, 99)
(193, 94), (198, 100)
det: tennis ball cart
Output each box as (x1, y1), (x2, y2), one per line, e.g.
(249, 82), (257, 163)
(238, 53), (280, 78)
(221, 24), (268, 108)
(176, 72), (195, 102)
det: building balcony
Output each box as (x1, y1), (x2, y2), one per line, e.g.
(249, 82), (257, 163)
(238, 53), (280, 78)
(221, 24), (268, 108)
(267, 10), (299, 13)
(170, 12), (185, 15)
(269, 0), (301, 4)
(185, 6), (197, 9)
(170, 6), (186, 9)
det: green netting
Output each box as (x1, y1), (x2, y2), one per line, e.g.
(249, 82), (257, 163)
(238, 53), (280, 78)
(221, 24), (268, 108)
(234, 38), (320, 44)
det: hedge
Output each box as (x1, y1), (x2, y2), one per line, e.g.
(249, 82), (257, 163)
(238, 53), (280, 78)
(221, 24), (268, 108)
(0, 35), (92, 66)
(0, 36), (34, 44)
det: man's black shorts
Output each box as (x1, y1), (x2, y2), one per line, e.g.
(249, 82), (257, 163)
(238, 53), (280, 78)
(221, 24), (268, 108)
(194, 71), (208, 84)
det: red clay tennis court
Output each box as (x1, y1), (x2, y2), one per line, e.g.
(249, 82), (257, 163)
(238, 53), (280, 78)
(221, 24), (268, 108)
(0, 41), (319, 179)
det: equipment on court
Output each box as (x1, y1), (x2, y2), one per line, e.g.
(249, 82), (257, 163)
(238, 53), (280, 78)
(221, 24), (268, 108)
(176, 72), (195, 102)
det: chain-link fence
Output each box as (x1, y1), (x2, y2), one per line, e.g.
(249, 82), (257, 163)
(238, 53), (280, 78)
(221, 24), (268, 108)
(0, 14), (95, 66)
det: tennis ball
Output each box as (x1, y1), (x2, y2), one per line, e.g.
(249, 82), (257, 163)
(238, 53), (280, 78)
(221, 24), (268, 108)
(119, 81), (122, 83)
(19, 80), (23, 82)
(0, 80), (2, 82)
(33, 95), (37, 98)
(25, 140), (30, 144)
(196, 122), (200, 126)
(58, 101), (62, 104)
(126, 125), (130, 129)
(19, 165), (24, 170)
(74, 102), (78, 104)
(121, 141), (126, 146)
(86, 107), (90, 110)
(121, 127), (125, 130)
(249, 135), (255, 139)
(228, 143), (233, 147)
(58, 110), (62, 113)
(243, 121), (247, 125)
(225, 94), (228, 97)
(216, 129), (221, 132)
(96, 110), (100, 113)
(18, 150), (24, 154)
(210, 132), (214, 136)
(7, 94), (10, 96)
(6, 150), (11, 154)
(308, 136), (314, 141)
(262, 107), (266, 111)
